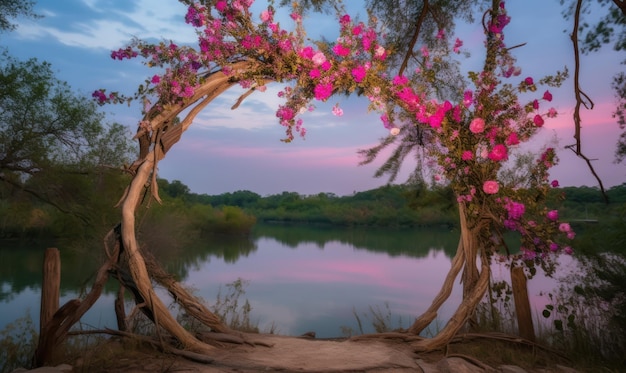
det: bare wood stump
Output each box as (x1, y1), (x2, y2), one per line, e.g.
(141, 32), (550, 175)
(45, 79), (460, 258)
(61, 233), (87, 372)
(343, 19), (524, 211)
(511, 265), (535, 342)
(37, 248), (61, 365)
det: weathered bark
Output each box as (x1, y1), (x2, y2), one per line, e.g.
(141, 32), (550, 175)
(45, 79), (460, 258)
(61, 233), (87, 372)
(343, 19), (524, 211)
(408, 203), (490, 337)
(511, 265), (535, 341)
(408, 237), (465, 334)
(411, 251), (490, 351)
(115, 62), (260, 351)
(34, 247), (118, 366)
(36, 248), (61, 365)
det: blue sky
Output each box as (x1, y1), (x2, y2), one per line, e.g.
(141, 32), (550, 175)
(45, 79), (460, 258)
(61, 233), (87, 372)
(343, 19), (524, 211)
(2, 0), (624, 196)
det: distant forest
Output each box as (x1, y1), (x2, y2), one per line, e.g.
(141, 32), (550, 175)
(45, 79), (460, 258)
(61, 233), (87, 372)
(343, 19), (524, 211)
(2, 175), (625, 253)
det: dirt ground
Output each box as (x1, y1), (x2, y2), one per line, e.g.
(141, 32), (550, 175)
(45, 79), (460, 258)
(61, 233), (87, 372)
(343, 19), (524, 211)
(57, 333), (586, 373)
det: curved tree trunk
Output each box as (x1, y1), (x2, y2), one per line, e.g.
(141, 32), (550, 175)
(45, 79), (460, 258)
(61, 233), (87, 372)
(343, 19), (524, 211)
(407, 202), (491, 351)
(115, 61), (263, 350)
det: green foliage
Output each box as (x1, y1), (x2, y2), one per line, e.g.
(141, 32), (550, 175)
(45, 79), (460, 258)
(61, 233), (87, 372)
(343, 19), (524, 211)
(0, 0), (40, 33)
(0, 53), (136, 242)
(0, 314), (37, 373)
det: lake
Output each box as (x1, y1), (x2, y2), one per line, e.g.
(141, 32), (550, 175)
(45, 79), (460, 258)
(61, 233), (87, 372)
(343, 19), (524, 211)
(0, 223), (575, 338)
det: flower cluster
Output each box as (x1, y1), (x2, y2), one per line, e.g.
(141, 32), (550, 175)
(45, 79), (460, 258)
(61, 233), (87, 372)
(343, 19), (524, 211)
(95, 0), (574, 272)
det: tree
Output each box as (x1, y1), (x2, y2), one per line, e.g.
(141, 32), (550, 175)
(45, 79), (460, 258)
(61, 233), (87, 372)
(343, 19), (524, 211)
(35, 0), (579, 364)
(0, 53), (136, 222)
(0, 0), (40, 34)
(560, 0), (625, 188)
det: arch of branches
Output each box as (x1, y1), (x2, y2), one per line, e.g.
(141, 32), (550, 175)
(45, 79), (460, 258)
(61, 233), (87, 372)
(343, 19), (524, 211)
(35, 0), (577, 365)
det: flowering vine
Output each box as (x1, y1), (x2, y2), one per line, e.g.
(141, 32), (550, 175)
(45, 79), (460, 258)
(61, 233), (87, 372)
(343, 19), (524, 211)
(95, 0), (574, 276)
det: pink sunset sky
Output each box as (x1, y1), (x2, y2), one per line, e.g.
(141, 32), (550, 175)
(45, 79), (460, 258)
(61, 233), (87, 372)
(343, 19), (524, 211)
(4, 0), (624, 196)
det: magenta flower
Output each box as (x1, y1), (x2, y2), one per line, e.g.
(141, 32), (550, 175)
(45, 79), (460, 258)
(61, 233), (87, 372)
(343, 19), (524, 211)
(559, 222), (571, 232)
(533, 99), (539, 110)
(543, 90), (553, 102)
(314, 82), (333, 101)
(533, 114), (544, 127)
(547, 210), (559, 221)
(151, 75), (160, 84)
(215, 1), (227, 12)
(462, 151), (473, 161)
(488, 144), (508, 161)
(351, 65), (367, 83)
(483, 181), (499, 194)
(563, 246), (573, 255)
(506, 132), (519, 145)
(551, 180), (559, 188)
(453, 38), (463, 53)
(524, 77), (534, 85)
(463, 90), (473, 107)
(332, 104), (343, 116)
(332, 44), (351, 57)
(469, 117), (485, 133)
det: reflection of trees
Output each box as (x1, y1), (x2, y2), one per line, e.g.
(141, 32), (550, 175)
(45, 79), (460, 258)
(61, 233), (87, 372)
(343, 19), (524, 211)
(0, 240), (114, 301)
(155, 234), (258, 278)
(254, 223), (459, 258)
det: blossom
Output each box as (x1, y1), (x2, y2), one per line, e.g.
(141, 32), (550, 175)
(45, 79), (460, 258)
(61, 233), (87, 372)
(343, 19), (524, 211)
(563, 246), (573, 255)
(463, 91), (473, 107)
(559, 222), (571, 232)
(453, 38), (463, 53)
(374, 45), (387, 60)
(547, 210), (559, 221)
(332, 104), (343, 116)
(390, 127), (400, 136)
(314, 82), (333, 101)
(469, 117), (485, 133)
(151, 75), (160, 84)
(260, 9), (273, 23)
(462, 151), (473, 161)
(215, 1), (227, 12)
(312, 52), (327, 66)
(351, 65), (367, 83)
(506, 132), (519, 145)
(543, 90), (553, 102)
(332, 43), (351, 57)
(533, 114), (544, 127)
(483, 180), (499, 194)
(524, 77), (534, 85)
(551, 180), (559, 188)
(488, 144), (508, 161)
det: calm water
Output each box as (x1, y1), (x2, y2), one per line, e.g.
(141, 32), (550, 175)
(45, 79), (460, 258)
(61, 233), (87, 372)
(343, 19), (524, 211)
(0, 224), (575, 338)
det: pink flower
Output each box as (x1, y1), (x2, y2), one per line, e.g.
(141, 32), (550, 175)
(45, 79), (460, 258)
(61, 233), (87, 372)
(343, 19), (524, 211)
(151, 75), (160, 84)
(374, 45), (387, 60)
(559, 222), (571, 232)
(351, 65), (367, 83)
(506, 132), (519, 145)
(543, 90), (553, 102)
(462, 151), (473, 161)
(309, 69), (320, 79)
(547, 210), (559, 221)
(547, 108), (557, 118)
(551, 180), (559, 187)
(469, 117), (485, 133)
(260, 9), (273, 23)
(390, 127), (400, 136)
(563, 246), (573, 255)
(332, 104), (344, 116)
(533, 99), (539, 110)
(332, 43), (351, 57)
(312, 52), (327, 66)
(483, 180), (499, 194)
(314, 82), (333, 101)
(453, 38), (463, 53)
(488, 144), (508, 161)
(533, 114), (544, 127)
(463, 90), (473, 107)
(524, 77), (534, 85)
(215, 1), (227, 12)
(392, 75), (408, 86)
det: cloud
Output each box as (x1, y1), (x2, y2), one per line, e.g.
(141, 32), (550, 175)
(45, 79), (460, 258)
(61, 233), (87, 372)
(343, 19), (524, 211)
(16, 0), (196, 50)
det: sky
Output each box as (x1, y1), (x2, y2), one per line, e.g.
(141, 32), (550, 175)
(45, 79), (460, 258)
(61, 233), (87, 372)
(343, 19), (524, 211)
(2, 0), (624, 196)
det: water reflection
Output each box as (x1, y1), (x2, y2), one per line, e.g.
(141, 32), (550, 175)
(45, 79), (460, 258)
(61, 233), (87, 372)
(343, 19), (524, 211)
(0, 224), (570, 338)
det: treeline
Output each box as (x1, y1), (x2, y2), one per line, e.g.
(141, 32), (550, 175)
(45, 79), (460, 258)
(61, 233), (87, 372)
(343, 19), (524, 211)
(160, 179), (626, 228)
